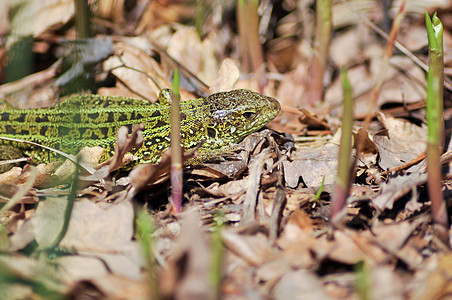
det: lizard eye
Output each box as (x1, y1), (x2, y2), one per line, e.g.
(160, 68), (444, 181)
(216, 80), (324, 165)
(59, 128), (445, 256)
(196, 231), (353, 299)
(158, 89), (173, 105)
(207, 127), (216, 138)
(242, 111), (255, 119)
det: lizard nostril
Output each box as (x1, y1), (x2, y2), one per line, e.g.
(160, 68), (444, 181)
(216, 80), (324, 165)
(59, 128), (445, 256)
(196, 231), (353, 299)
(268, 97), (281, 113)
(207, 127), (216, 138)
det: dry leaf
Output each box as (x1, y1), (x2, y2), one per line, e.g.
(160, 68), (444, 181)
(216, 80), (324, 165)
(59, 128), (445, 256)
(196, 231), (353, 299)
(160, 209), (213, 299)
(209, 58), (240, 93)
(283, 143), (340, 188)
(375, 113), (427, 171)
(8, 0), (74, 38)
(372, 172), (426, 211)
(272, 270), (333, 300)
(167, 26), (218, 85)
(101, 125), (144, 172)
(102, 39), (166, 99)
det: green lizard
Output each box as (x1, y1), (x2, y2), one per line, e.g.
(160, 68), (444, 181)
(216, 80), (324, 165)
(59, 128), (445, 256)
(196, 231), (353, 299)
(0, 89), (280, 167)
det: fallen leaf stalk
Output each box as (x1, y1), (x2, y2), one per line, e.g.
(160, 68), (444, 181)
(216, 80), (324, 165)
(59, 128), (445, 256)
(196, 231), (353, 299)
(170, 70), (183, 214)
(307, 0), (332, 105)
(425, 12), (448, 241)
(330, 69), (353, 225)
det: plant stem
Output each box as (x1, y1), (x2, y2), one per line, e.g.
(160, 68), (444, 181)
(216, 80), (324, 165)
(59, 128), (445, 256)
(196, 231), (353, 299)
(74, 0), (91, 38)
(170, 70), (183, 214)
(236, 0), (264, 73)
(425, 12), (448, 245)
(330, 69), (353, 226)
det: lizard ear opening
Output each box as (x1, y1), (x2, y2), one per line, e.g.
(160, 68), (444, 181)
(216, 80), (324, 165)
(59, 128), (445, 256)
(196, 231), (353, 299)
(207, 127), (216, 138)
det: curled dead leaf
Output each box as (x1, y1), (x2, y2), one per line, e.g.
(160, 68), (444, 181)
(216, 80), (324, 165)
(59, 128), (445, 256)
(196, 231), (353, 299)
(102, 124), (144, 172)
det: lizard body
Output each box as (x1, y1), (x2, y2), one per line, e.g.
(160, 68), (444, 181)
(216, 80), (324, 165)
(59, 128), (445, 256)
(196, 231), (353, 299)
(0, 89), (280, 166)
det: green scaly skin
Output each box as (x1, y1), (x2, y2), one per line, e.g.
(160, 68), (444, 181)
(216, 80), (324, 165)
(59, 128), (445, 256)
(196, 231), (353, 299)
(0, 89), (281, 167)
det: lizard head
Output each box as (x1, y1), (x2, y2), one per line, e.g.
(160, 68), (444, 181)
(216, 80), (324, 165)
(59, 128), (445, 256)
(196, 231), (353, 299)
(204, 89), (281, 148)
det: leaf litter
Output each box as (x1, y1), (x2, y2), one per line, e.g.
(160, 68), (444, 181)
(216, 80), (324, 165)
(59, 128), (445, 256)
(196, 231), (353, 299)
(1, 0), (452, 299)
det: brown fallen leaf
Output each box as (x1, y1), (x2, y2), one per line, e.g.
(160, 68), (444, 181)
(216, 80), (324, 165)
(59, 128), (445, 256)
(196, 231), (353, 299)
(167, 26), (218, 86)
(41, 146), (103, 188)
(222, 229), (269, 267)
(372, 172), (427, 212)
(283, 143), (341, 188)
(375, 113), (427, 172)
(159, 209), (213, 299)
(369, 266), (405, 300)
(413, 254), (452, 300)
(101, 39), (166, 99)
(8, 0), (74, 38)
(209, 58), (240, 93)
(272, 270), (333, 300)
(101, 124), (144, 172)
(327, 230), (387, 266)
(1, 166), (38, 212)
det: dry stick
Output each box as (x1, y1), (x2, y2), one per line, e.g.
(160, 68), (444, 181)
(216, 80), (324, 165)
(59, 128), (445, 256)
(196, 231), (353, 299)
(332, 1), (407, 226)
(0, 157), (33, 167)
(268, 185), (287, 246)
(440, 150), (452, 165)
(110, 56), (162, 97)
(379, 152), (426, 177)
(379, 100), (426, 117)
(241, 149), (268, 225)
(115, 40), (210, 96)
